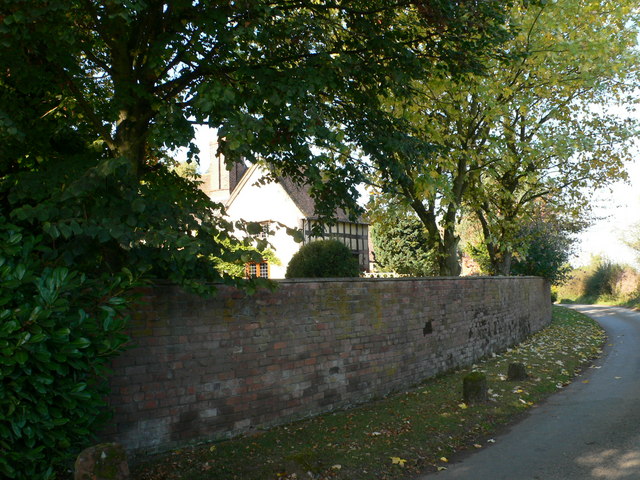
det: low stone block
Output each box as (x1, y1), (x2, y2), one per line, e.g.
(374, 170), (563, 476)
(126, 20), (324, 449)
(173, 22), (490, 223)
(463, 371), (488, 404)
(74, 443), (129, 480)
(507, 362), (528, 381)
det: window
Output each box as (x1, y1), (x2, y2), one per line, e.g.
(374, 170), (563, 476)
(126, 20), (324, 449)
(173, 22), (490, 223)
(246, 261), (269, 279)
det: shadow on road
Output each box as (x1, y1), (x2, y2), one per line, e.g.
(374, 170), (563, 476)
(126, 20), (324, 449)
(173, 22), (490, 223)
(576, 448), (640, 479)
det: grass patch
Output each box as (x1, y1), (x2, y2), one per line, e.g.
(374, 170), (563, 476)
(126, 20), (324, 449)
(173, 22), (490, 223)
(131, 306), (605, 480)
(558, 295), (640, 311)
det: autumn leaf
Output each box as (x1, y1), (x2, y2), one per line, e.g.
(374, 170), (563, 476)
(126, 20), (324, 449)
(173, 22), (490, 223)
(391, 457), (407, 467)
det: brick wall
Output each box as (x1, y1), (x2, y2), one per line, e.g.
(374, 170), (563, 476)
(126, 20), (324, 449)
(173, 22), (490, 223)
(103, 276), (551, 454)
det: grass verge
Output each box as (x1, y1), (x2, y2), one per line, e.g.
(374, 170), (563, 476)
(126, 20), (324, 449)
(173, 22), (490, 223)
(559, 296), (640, 311)
(132, 306), (605, 480)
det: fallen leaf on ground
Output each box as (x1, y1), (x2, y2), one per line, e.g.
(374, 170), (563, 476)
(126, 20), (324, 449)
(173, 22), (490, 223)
(391, 457), (407, 467)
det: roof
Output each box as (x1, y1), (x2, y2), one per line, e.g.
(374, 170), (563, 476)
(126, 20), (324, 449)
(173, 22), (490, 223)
(226, 163), (365, 224)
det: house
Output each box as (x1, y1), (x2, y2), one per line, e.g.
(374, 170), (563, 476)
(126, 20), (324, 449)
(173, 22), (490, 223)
(199, 143), (370, 278)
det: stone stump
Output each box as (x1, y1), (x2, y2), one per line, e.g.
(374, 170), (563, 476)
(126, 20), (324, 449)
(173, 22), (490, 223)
(507, 362), (528, 381)
(74, 443), (130, 480)
(463, 371), (488, 404)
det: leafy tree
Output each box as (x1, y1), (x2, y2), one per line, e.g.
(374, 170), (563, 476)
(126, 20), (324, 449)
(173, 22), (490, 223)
(465, 202), (582, 284)
(466, 0), (638, 274)
(364, 0), (639, 276)
(285, 240), (359, 278)
(369, 201), (437, 276)
(1, 0), (517, 221)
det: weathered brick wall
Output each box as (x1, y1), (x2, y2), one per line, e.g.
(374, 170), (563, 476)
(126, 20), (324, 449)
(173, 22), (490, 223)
(103, 277), (551, 454)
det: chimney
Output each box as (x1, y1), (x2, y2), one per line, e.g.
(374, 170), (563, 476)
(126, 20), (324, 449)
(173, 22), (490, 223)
(204, 141), (232, 203)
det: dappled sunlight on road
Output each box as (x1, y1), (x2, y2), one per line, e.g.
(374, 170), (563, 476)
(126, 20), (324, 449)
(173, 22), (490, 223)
(576, 448), (640, 479)
(563, 305), (614, 316)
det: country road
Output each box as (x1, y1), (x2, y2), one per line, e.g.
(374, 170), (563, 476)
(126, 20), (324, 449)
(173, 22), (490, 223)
(418, 305), (640, 480)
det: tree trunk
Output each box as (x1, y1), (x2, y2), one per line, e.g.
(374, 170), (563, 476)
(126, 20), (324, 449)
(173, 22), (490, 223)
(113, 104), (152, 178)
(476, 207), (513, 276)
(488, 249), (512, 276)
(438, 233), (461, 276)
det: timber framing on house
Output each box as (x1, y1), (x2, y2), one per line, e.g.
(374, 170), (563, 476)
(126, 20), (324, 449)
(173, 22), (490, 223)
(199, 143), (369, 278)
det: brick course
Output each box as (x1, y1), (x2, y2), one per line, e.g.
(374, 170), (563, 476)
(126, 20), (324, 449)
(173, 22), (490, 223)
(104, 276), (551, 454)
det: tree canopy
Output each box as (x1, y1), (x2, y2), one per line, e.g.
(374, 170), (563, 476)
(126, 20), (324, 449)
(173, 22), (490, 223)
(364, 0), (639, 276)
(1, 0), (519, 287)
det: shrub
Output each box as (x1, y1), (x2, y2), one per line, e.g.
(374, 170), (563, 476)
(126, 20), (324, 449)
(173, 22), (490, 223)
(0, 220), (137, 479)
(285, 240), (360, 278)
(584, 259), (623, 298)
(555, 267), (590, 302)
(556, 257), (640, 304)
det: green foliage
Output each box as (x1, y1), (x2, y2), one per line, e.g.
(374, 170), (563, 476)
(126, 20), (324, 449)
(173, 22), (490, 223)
(554, 268), (590, 303)
(4, 152), (263, 293)
(172, 161), (199, 180)
(364, 0), (639, 276)
(463, 203), (579, 284)
(370, 215), (437, 276)
(0, 219), (136, 479)
(508, 221), (574, 285)
(0, 0), (517, 227)
(285, 240), (359, 278)
(556, 256), (640, 305)
(583, 260), (624, 299)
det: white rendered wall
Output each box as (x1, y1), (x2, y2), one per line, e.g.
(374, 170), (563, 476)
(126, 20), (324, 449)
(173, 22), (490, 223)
(226, 166), (304, 278)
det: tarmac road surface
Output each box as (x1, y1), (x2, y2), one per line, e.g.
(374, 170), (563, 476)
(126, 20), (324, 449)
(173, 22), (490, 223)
(418, 305), (640, 480)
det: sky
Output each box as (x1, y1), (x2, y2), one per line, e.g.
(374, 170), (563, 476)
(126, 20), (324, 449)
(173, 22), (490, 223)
(572, 154), (640, 268)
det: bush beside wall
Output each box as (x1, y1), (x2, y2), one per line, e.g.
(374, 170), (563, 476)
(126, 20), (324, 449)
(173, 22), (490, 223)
(102, 277), (551, 454)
